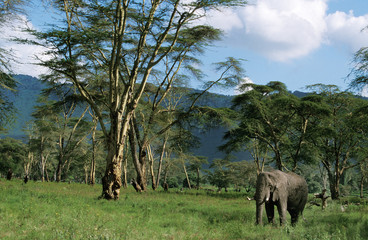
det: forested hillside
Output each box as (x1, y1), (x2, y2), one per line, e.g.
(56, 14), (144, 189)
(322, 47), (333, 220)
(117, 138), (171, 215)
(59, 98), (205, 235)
(2, 75), (368, 200)
(3, 75), (249, 163)
(5, 75), (45, 139)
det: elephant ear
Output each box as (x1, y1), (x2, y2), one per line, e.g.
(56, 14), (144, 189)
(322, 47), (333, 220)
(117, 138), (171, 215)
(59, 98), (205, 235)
(272, 186), (280, 202)
(269, 175), (280, 202)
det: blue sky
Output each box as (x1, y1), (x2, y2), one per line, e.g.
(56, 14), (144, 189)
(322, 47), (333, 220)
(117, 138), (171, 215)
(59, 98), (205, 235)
(2, 0), (368, 95)
(200, 0), (368, 95)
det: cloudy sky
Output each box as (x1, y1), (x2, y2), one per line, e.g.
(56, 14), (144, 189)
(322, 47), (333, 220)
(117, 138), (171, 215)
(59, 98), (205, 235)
(2, 0), (368, 95)
(203, 0), (368, 95)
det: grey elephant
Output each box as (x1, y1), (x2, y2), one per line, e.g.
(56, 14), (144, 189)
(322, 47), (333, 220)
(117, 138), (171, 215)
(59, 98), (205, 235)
(255, 170), (308, 226)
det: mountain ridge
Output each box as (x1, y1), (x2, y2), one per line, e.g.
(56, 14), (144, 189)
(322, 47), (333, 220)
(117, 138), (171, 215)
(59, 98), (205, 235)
(1, 75), (312, 162)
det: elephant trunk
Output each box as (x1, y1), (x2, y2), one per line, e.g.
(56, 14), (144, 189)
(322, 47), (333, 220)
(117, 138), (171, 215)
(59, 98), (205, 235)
(256, 201), (264, 225)
(255, 188), (270, 225)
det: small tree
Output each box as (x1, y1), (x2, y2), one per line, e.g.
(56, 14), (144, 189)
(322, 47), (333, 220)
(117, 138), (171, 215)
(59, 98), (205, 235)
(31, 97), (58, 182)
(188, 156), (208, 189)
(0, 137), (27, 178)
(228, 160), (257, 191)
(206, 158), (231, 191)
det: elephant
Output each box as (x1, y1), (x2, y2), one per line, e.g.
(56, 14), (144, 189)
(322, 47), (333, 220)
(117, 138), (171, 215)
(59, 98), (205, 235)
(255, 170), (308, 226)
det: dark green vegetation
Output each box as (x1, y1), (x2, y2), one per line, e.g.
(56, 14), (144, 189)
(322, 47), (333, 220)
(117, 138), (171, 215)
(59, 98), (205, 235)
(1, 179), (368, 240)
(1, 76), (368, 202)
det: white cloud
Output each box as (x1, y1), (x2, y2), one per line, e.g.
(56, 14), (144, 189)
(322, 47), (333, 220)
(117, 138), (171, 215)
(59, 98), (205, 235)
(4, 1), (368, 77)
(325, 10), (368, 51)
(234, 77), (254, 95)
(0, 15), (49, 77)
(361, 86), (368, 98)
(204, 8), (243, 32)
(204, 0), (368, 62)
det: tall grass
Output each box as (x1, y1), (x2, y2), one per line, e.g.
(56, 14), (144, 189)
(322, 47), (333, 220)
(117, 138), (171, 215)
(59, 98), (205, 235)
(0, 179), (367, 239)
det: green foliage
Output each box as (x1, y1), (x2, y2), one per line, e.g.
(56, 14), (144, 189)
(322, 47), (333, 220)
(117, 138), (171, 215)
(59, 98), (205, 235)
(0, 137), (26, 176)
(306, 85), (368, 199)
(206, 158), (232, 190)
(350, 46), (368, 91)
(223, 81), (327, 171)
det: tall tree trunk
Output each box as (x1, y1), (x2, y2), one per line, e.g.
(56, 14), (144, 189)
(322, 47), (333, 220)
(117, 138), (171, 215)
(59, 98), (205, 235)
(56, 154), (63, 182)
(89, 157), (96, 185)
(155, 137), (167, 189)
(101, 111), (131, 199)
(84, 165), (89, 184)
(101, 145), (124, 199)
(128, 117), (148, 191)
(196, 167), (200, 189)
(39, 137), (46, 182)
(183, 163), (191, 189)
(137, 150), (148, 191)
(122, 153), (128, 188)
(360, 176), (365, 198)
(147, 145), (157, 190)
(275, 149), (282, 171)
(89, 124), (97, 185)
(39, 160), (45, 182)
(327, 170), (340, 200)
(163, 163), (171, 184)
(24, 151), (33, 179)
(45, 162), (50, 182)
(56, 135), (65, 182)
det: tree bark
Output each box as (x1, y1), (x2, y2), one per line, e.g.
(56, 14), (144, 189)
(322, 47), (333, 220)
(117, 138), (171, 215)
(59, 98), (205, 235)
(128, 117), (148, 191)
(122, 152), (128, 189)
(328, 170), (340, 200)
(89, 123), (97, 185)
(155, 137), (167, 189)
(183, 163), (191, 189)
(147, 145), (157, 190)
(360, 176), (365, 198)
(196, 167), (200, 189)
(56, 149), (64, 182)
(101, 111), (131, 200)
(39, 136), (47, 182)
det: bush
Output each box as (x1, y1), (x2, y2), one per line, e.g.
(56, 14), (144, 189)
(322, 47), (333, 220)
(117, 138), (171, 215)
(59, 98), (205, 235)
(166, 177), (179, 188)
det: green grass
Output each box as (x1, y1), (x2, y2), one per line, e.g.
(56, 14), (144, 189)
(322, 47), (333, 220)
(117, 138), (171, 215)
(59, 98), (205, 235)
(0, 179), (367, 239)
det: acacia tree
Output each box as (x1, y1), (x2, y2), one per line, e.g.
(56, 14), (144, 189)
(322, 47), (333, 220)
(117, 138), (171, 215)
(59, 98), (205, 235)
(188, 155), (207, 188)
(31, 96), (58, 181)
(87, 109), (105, 185)
(223, 82), (301, 170)
(32, 83), (92, 182)
(308, 84), (368, 199)
(206, 158), (231, 191)
(30, 0), (246, 199)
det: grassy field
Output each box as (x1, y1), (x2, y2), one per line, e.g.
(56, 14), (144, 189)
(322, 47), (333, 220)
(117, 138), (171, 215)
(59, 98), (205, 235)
(0, 179), (367, 240)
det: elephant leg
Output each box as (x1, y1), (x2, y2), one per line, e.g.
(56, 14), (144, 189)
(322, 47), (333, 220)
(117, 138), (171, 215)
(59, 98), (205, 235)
(289, 210), (299, 226)
(265, 203), (275, 224)
(277, 203), (287, 225)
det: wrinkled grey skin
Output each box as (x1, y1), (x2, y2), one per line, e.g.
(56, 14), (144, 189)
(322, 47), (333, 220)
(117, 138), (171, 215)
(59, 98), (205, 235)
(255, 170), (308, 226)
